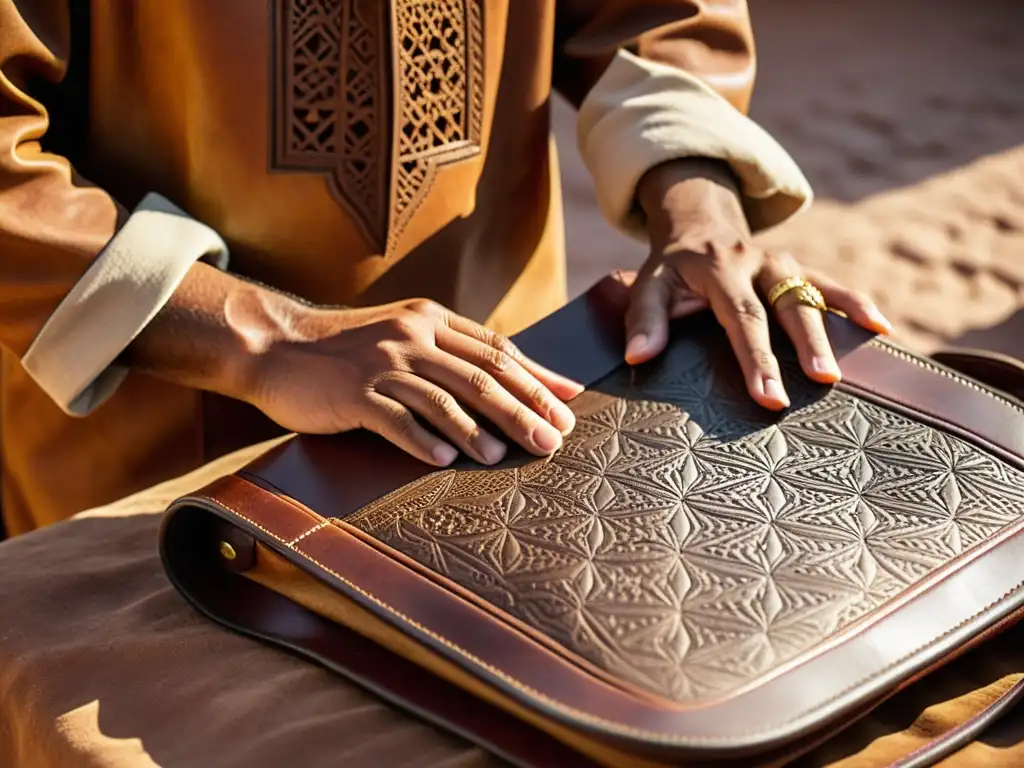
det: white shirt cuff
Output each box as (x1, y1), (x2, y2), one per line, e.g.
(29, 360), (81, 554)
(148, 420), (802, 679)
(22, 193), (230, 417)
(577, 49), (814, 238)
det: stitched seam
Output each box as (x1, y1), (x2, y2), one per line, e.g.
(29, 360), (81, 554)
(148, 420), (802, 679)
(288, 521), (329, 546)
(894, 714), (980, 766)
(212, 494), (1024, 746)
(869, 340), (1024, 415)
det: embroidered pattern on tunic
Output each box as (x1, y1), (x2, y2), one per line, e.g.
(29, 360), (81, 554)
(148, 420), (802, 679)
(271, 0), (485, 253)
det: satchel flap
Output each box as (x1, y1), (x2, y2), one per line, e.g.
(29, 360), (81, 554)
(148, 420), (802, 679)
(163, 276), (1024, 762)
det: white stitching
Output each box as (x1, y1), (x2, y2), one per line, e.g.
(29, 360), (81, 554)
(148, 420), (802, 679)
(869, 339), (1024, 416)
(288, 520), (329, 546)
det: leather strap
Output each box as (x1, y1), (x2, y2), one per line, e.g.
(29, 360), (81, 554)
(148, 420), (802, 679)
(892, 676), (1024, 768)
(931, 348), (1024, 403)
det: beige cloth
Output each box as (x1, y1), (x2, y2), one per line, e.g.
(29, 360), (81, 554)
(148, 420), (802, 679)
(21, 194), (229, 417)
(3, 439), (1024, 767)
(0, 439), (498, 768)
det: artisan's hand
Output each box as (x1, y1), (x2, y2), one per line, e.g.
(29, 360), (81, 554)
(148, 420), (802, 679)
(246, 299), (583, 467)
(629, 159), (893, 410)
(126, 264), (582, 468)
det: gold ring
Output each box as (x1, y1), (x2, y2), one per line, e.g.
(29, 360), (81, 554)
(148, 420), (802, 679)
(767, 276), (827, 312)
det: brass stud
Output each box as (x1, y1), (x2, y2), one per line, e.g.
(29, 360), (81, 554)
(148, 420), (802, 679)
(219, 541), (237, 561)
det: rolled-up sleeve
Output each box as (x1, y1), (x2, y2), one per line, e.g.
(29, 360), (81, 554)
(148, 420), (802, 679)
(577, 49), (813, 237)
(1, 1), (228, 416)
(555, 0), (813, 238)
(22, 194), (228, 416)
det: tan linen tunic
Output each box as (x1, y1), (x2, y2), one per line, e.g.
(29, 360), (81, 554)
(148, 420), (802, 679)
(0, 0), (811, 535)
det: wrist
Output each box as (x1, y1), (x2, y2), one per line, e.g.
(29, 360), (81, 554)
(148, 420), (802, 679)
(125, 262), (329, 404)
(637, 158), (746, 246)
(218, 279), (334, 404)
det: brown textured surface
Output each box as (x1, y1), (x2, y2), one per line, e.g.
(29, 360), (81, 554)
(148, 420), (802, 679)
(341, 332), (1024, 706)
(559, 0), (1024, 360)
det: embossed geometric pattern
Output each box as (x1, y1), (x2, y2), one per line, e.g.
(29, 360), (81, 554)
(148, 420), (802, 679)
(343, 338), (1024, 705)
(271, 0), (484, 253)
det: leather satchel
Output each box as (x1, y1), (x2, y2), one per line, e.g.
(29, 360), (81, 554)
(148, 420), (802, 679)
(160, 275), (1024, 767)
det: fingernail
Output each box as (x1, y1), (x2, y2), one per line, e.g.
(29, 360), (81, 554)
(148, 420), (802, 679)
(867, 305), (893, 333)
(476, 433), (507, 465)
(762, 377), (790, 408)
(549, 402), (576, 435)
(432, 443), (458, 466)
(811, 355), (841, 380)
(533, 422), (563, 454)
(625, 334), (648, 362)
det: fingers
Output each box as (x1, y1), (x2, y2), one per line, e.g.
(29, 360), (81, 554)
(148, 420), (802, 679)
(669, 292), (710, 319)
(413, 349), (566, 459)
(434, 324), (577, 434)
(444, 315), (584, 402)
(705, 276), (790, 410)
(362, 393), (460, 468)
(759, 255), (841, 386)
(372, 374), (507, 465)
(811, 273), (893, 335)
(624, 264), (676, 365)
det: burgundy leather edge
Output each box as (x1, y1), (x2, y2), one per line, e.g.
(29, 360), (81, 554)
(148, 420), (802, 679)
(824, 315), (1024, 466)
(158, 501), (600, 768)
(892, 675), (1024, 768)
(165, 474), (1024, 760)
(931, 348), (1024, 403)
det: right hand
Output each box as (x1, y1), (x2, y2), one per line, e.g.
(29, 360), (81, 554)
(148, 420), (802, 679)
(246, 298), (584, 467)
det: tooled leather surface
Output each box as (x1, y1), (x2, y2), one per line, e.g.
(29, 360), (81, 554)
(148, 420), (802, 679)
(343, 335), (1024, 706)
(271, 0), (485, 253)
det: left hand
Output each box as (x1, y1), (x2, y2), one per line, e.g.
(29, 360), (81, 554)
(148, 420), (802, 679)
(627, 159), (893, 411)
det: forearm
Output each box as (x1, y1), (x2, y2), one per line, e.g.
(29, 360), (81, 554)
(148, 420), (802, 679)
(122, 262), (314, 404)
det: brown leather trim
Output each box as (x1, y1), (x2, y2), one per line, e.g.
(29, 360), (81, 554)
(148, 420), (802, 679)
(931, 348), (1024, 403)
(825, 321), (1024, 468)
(159, 499), (600, 768)
(892, 675), (1024, 768)
(166, 473), (1024, 760)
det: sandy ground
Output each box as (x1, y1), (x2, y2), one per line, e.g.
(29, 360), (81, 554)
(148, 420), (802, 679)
(556, 0), (1024, 357)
